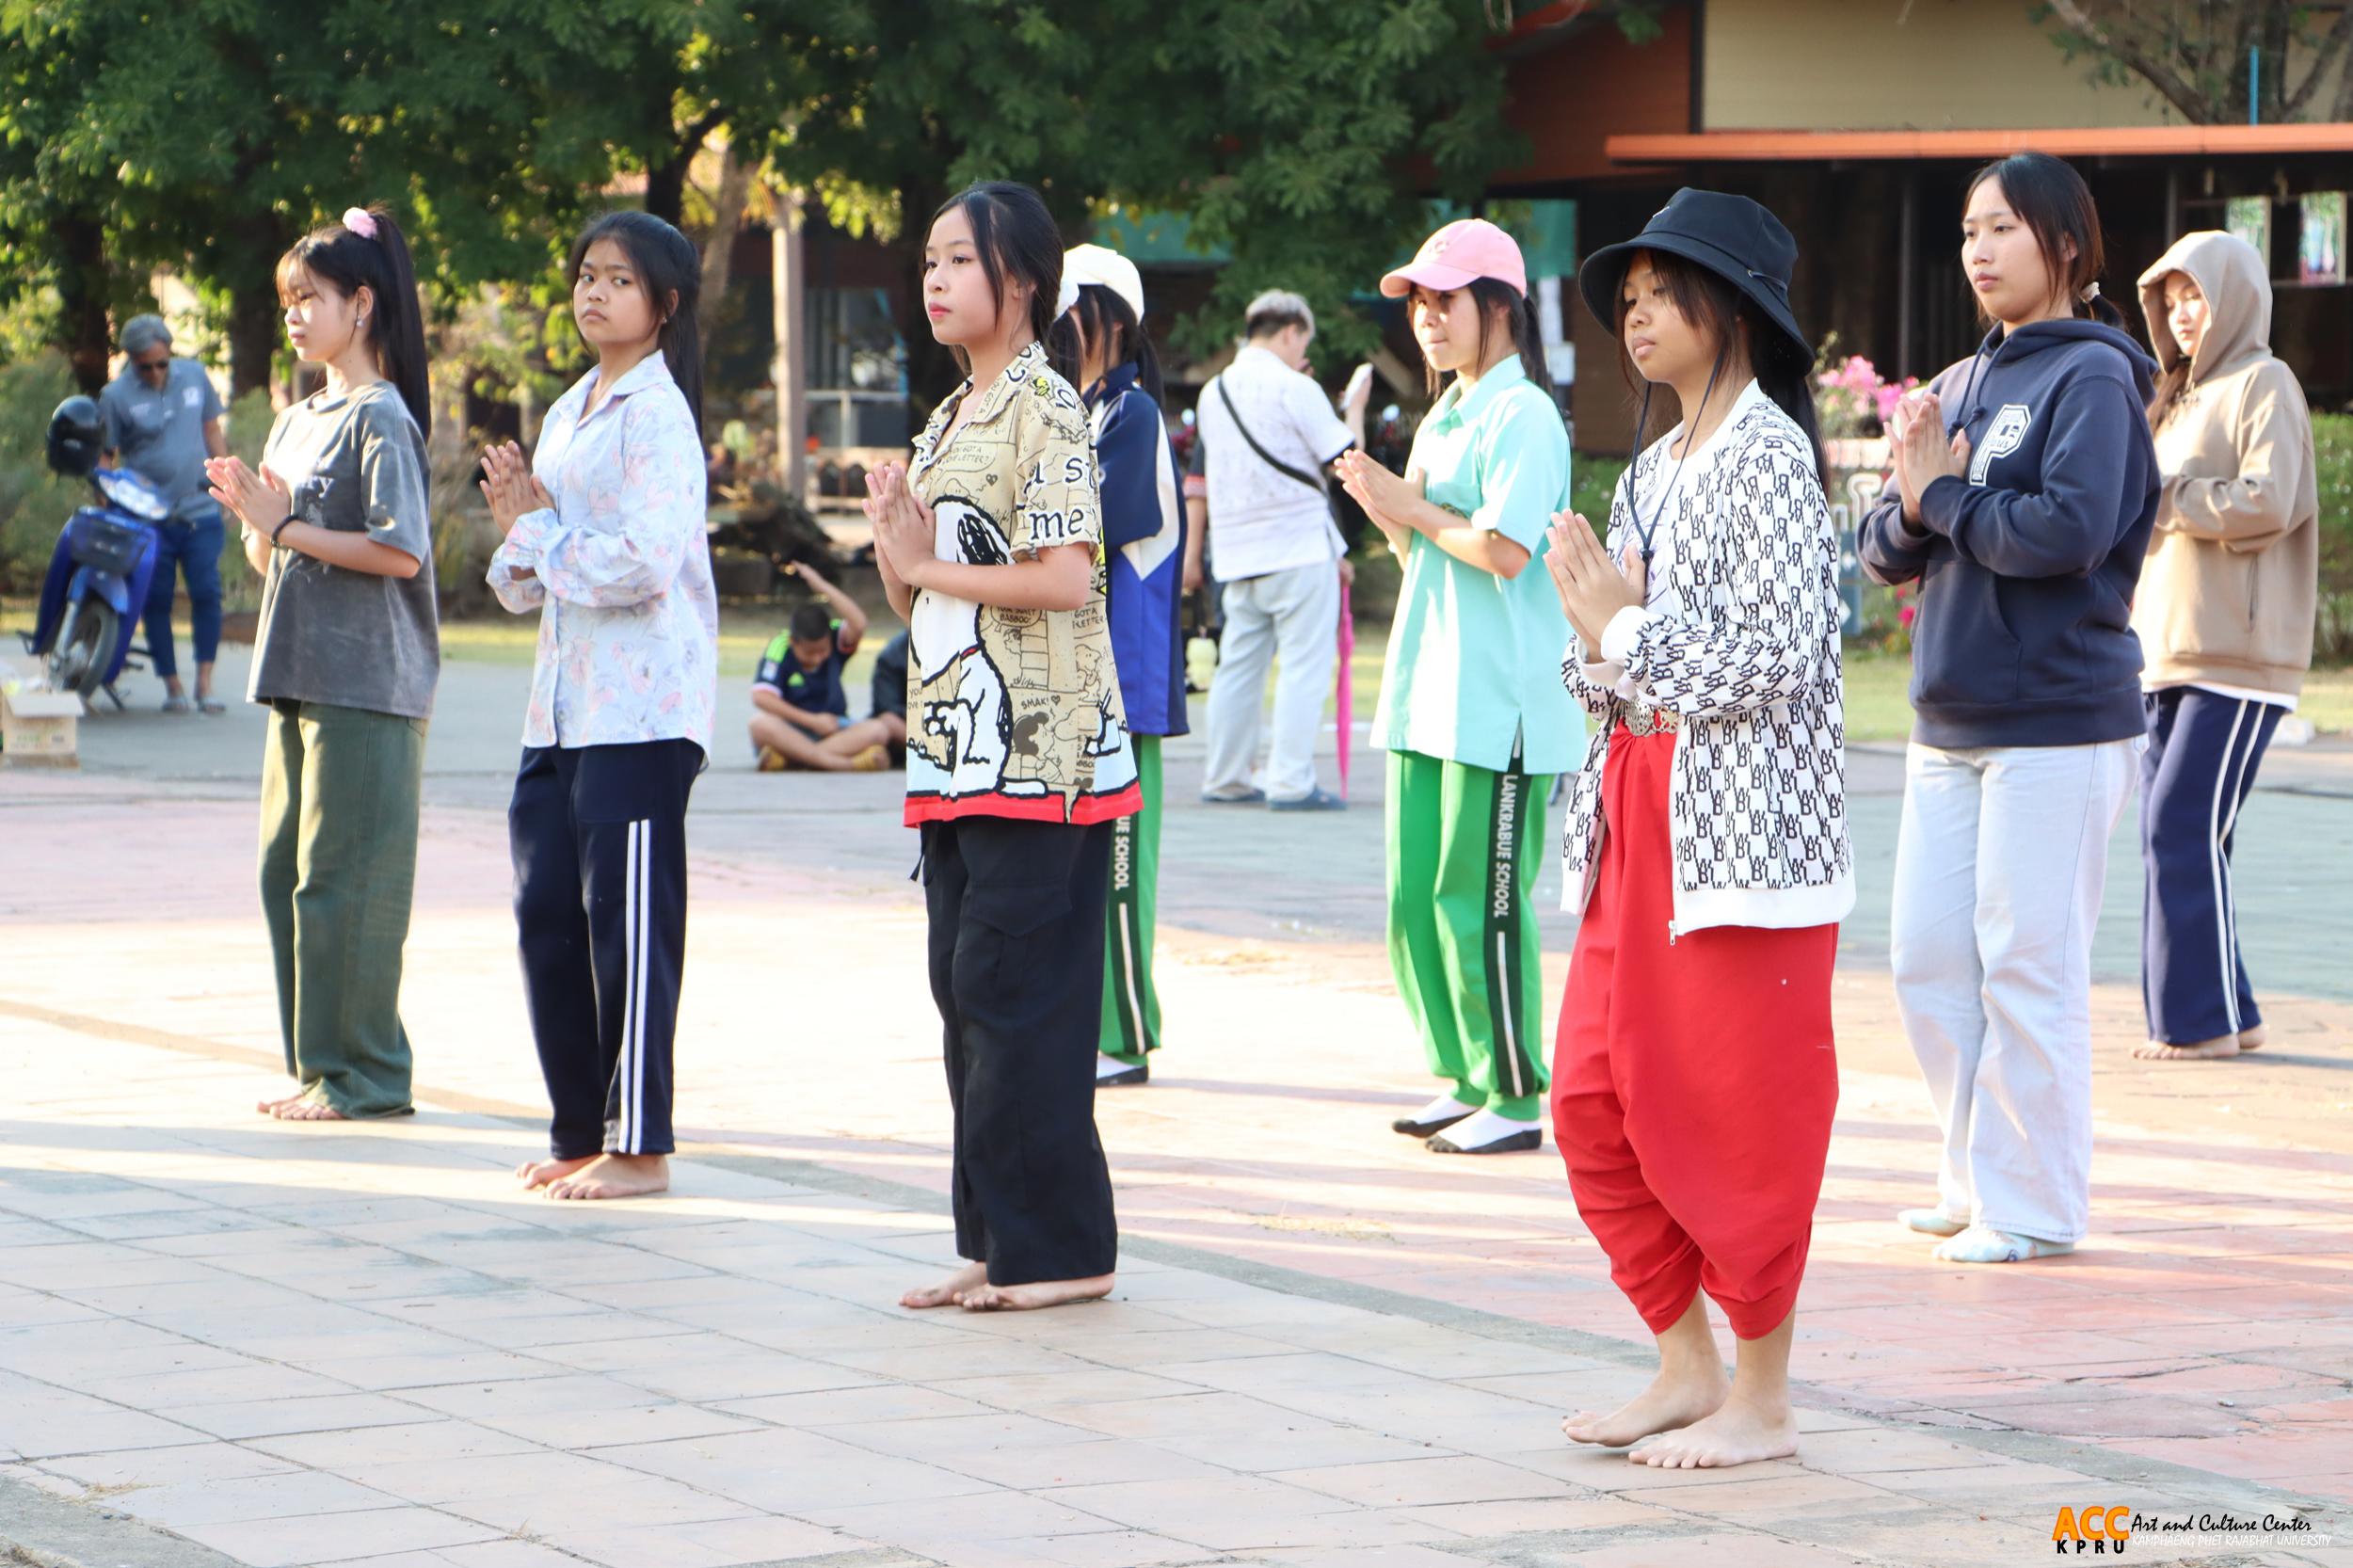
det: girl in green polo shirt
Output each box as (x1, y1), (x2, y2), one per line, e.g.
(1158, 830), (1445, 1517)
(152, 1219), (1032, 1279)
(1336, 218), (1580, 1156)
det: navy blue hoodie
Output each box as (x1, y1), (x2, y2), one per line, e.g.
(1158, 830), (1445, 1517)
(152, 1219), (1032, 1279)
(1860, 320), (2159, 749)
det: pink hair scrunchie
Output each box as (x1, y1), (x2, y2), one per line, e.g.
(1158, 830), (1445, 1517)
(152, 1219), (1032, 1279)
(342, 207), (379, 240)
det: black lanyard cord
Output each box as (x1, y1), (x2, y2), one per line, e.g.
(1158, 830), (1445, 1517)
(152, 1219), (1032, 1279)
(1625, 341), (1729, 567)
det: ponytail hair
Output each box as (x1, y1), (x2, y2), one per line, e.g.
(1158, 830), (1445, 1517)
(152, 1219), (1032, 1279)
(279, 203), (431, 440)
(568, 211), (705, 431)
(1064, 283), (1164, 408)
(1964, 152), (2128, 331)
(1421, 277), (1560, 412)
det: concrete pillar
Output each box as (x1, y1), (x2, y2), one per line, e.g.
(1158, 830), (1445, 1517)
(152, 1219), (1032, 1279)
(771, 188), (808, 501)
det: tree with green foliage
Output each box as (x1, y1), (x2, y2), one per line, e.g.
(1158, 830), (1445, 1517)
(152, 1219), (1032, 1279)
(2034, 0), (2353, 124)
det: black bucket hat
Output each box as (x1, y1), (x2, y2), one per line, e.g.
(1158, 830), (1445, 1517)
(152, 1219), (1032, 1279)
(1577, 188), (1811, 364)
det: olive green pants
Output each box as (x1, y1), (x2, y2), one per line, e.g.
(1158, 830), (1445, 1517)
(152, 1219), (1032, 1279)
(257, 698), (424, 1117)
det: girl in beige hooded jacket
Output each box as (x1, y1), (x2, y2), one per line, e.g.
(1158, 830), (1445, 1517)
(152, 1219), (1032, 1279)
(2131, 230), (2318, 1061)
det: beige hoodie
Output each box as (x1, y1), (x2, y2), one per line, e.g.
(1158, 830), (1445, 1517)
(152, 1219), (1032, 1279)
(2133, 232), (2318, 698)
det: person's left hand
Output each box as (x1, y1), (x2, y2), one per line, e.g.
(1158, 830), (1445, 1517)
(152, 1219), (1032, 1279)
(1545, 511), (1647, 652)
(204, 456), (290, 532)
(1893, 392), (1969, 521)
(479, 441), (552, 535)
(865, 464), (936, 588)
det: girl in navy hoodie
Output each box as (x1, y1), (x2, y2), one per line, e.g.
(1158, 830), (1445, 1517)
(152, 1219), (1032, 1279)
(1860, 152), (2158, 1266)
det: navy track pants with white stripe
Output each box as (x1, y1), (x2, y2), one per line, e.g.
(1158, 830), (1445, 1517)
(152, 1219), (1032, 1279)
(510, 740), (701, 1158)
(2140, 688), (2282, 1046)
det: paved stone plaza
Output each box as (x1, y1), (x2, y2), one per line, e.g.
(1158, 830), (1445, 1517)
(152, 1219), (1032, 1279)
(1, 648), (2348, 1567)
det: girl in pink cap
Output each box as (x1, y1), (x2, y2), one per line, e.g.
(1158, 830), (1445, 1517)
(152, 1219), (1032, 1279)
(1336, 218), (1580, 1158)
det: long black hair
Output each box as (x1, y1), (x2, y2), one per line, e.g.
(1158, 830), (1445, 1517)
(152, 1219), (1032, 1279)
(568, 211), (705, 431)
(277, 204), (431, 440)
(1613, 248), (1826, 487)
(1067, 284), (1164, 408)
(928, 182), (1076, 385)
(1963, 152), (2128, 332)
(1415, 277), (1558, 409)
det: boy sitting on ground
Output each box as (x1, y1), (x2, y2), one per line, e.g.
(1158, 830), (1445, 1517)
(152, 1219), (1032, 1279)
(749, 562), (895, 772)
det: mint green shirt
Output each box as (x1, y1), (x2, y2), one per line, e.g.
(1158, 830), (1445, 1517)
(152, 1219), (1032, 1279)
(1371, 354), (1582, 775)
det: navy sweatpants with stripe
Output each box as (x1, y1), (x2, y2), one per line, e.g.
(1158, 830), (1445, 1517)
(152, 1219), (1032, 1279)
(510, 740), (701, 1158)
(2140, 688), (2282, 1046)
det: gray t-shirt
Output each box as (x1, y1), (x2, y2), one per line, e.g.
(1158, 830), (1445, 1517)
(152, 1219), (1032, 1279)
(99, 358), (223, 519)
(247, 382), (440, 719)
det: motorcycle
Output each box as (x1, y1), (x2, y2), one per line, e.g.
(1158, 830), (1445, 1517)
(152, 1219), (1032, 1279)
(24, 394), (166, 706)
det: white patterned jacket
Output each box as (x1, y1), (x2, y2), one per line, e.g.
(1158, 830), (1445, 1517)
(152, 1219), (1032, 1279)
(1558, 392), (1853, 936)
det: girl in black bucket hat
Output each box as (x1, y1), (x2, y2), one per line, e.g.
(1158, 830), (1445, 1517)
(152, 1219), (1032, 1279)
(1545, 189), (1851, 1469)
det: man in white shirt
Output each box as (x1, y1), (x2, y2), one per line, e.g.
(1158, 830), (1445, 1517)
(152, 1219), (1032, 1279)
(1185, 291), (1369, 809)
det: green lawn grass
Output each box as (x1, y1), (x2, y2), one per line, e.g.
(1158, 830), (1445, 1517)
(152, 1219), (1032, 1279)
(1334, 630), (2353, 744)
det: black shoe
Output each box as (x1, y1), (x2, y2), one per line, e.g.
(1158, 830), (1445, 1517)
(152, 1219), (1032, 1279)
(1097, 1061), (1149, 1087)
(1268, 786), (1346, 812)
(1429, 1127), (1543, 1155)
(1391, 1109), (1473, 1138)
(1200, 788), (1266, 805)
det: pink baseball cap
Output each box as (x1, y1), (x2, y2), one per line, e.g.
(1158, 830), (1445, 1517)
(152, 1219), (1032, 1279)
(1380, 218), (1528, 299)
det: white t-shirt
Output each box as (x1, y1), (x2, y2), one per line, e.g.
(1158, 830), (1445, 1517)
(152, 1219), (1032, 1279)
(1195, 344), (1353, 581)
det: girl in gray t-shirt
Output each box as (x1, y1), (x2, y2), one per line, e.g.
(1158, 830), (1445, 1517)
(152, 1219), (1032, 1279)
(204, 202), (440, 1125)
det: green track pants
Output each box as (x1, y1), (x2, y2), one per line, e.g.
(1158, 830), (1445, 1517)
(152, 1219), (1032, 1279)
(1098, 734), (1162, 1063)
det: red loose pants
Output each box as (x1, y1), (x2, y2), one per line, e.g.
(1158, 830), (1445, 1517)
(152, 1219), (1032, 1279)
(1551, 728), (1839, 1341)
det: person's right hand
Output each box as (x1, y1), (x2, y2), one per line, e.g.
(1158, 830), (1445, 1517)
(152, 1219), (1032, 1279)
(1342, 362), (1375, 412)
(1181, 552), (1204, 595)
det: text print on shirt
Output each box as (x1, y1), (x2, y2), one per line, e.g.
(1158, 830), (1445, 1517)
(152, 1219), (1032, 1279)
(1969, 403), (2033, 486)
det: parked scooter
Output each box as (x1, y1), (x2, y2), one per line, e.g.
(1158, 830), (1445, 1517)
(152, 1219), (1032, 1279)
(25, 395), (165, 705)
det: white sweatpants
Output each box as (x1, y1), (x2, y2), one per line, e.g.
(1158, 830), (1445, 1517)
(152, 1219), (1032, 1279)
(1889, 738), (2137, 1244)
(1203, 560), (1340, 803)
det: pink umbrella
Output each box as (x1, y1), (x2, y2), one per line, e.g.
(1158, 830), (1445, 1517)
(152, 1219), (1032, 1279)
(1335, 580), (1354, 800)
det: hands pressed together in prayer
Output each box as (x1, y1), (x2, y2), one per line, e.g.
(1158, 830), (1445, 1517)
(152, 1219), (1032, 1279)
(1543, 512), (1648, 653)
(1888, 389), (1970, 524)
(205, 456), (291, 536)
(478, 441), (555, 535)
(862, 463), (937, 591)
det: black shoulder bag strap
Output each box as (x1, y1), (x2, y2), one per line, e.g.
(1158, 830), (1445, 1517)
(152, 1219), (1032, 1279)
(1213, 375), (1331, 497)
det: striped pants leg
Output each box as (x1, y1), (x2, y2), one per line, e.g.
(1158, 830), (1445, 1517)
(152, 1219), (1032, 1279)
(1385, 744), (1552, 1121)
(2141, 688), (2281, 1046)
(1098, 734), (1162, 1064)
(510, 739), (702, 1159)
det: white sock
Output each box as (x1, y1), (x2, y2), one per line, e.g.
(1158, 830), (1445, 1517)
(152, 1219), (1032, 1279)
(1443, 1108), (1540, 1148)
(1410, 1093), (1480, 1124)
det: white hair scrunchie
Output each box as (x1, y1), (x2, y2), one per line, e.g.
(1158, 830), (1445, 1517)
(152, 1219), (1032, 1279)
(1055, 275), (1081, 318)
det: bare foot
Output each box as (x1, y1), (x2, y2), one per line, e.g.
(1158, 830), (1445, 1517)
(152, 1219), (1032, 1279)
(256, 1092), (305, 1117)
(545, 1153), (668, 1201)
(264, 1097), (348, 1122)
(1563, 1363), (1730, 1448)
(900, 1261), (987, 1309)
(2236, 1023), (2266, 1051)
(959, 1273), (1115, 1312)
(2133, 1034), (2239, 1060)
(518, 1155), (600, 1191)
(1628, 1393), (1797, 1469)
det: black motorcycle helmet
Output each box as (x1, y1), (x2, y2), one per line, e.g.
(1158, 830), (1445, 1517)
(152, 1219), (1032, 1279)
(46, 395), (103, 477)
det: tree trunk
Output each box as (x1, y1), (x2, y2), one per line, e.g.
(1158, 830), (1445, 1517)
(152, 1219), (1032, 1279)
(644, 152), (690, 229)
(697, 143), (755, 332)
(228, 279), (283, 402)
(56, 216), (111, 394)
